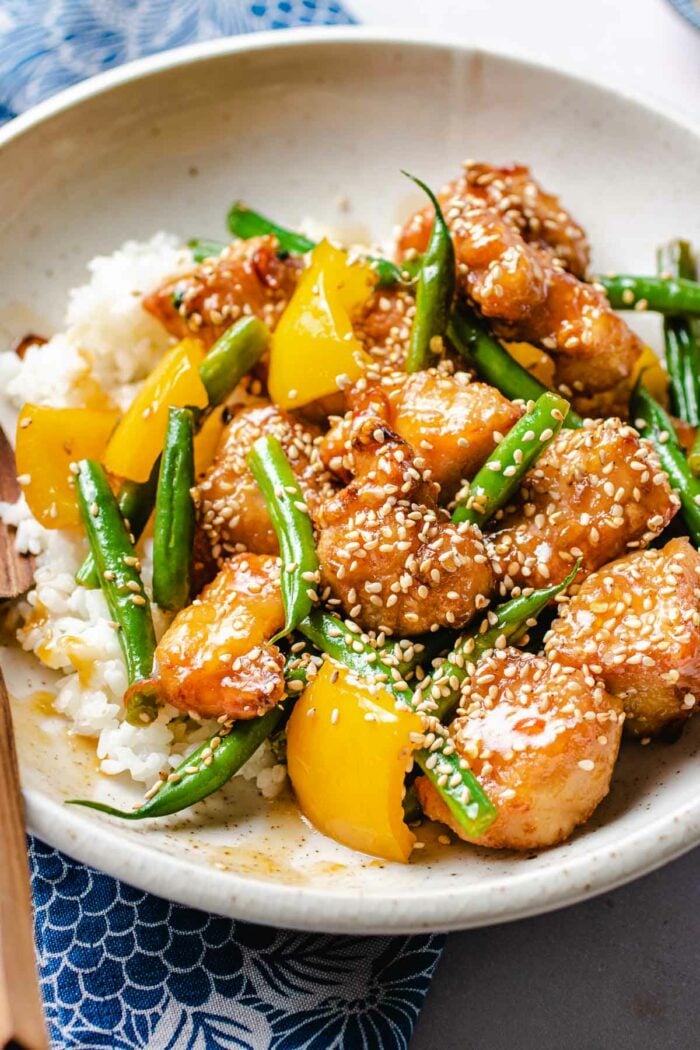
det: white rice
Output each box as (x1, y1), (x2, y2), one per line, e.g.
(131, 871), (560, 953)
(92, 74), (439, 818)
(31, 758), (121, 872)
(0, 234), (286, 796)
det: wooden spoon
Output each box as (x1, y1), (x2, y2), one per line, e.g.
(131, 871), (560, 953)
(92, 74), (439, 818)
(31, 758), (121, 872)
(0, 426), (33, 601)
(0, 425), (48, 1050)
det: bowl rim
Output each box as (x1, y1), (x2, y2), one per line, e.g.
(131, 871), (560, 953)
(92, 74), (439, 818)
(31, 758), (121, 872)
(1, 25), (699, 149)
(4, 25), (700, 933)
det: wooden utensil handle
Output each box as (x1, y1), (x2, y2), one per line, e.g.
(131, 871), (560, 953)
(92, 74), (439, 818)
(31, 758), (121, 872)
(0, 671), (48, 1050)
(0, 426), (34, 601)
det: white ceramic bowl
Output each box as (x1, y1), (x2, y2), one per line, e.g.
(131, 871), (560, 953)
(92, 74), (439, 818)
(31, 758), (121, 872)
(2, 28), (700, 934)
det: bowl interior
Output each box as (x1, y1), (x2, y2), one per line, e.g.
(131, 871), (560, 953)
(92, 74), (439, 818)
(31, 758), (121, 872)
(2, 32), (700, 932)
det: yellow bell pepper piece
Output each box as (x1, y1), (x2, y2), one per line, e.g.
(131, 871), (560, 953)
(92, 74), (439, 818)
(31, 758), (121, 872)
(104, 338), (208, 482)
(15, 404), (119, 529)
(633, 344), (669, 408)
(286, 658), (422, 863)
(268, 240), (376, 410)
(504, 341), (556, 388)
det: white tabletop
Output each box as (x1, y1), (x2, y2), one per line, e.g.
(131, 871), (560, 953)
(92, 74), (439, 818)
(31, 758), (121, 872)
(347, 0), (700, 124)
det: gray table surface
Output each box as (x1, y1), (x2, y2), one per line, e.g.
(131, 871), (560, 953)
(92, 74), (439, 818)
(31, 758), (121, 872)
(411, 847), (699, 1050)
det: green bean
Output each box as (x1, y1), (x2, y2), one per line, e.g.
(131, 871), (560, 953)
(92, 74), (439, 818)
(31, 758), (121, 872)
(227, 200), (418, 287)
(417, 562), (581, 724)
(448, 307), (583, 428)
(598, 274), (700, 315)
(631, 382), (700, 545)
(75, 461), (160, 588)
(657, 241), (700, 426)
(298, 611), (497, 838)
(197, 315), (269, 407)
(66, 653), (312, 819)
(403, 174), (455, 372)
(152, 408), (196, 612)
(248, 435), (319, 641)
(188, 238), (228, 263)
(75, 460), (159, 725)
(452, 391), (569, 527)
(76, 316), (269, 588)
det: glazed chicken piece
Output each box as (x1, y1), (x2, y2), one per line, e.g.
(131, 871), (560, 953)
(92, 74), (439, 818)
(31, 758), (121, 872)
(487, 418), (679, 595)
(197, 401), (333, 563)
(316, 411), (493, 635)
(321, 369), (521, 500)
(156, 554), (285, 720)
(416, 649), (623, 850)
(545, 538), (700, 737)
(352, 286), (416, 372)
(399, 161), (590, 277)
(144, 236), (301, 347)
(398, 162), (643, 415)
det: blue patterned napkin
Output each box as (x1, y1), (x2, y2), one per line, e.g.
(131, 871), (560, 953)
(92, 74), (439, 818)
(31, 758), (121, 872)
(1, 3), (444, 1048)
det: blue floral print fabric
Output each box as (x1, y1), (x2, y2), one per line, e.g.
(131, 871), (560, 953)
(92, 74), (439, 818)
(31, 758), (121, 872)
(30, 841), (442, 1049)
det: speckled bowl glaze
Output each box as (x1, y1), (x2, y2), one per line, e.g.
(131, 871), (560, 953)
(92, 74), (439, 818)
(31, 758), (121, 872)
(1, 29), (699, 933)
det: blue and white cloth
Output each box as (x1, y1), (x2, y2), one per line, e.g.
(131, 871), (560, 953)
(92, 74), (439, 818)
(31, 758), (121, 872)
(1, 3), (445, 1047)
(30, 841), (442, 1049)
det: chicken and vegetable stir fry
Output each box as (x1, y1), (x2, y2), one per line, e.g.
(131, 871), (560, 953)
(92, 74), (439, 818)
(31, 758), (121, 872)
(16, 162), (700, 863)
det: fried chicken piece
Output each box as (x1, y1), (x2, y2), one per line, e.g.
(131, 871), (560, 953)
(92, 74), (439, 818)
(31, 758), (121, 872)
(197, 401), (333, 562)
(486, 418), (679, 594)
(352, 286), (416, 372)
(416, 649), (622, 850)
(545, 539), (700, 737)
(156, 554), (285, 720)
(316, 412), (493, 635)
(321, 369), (521, 500)
(400, 162), (590, 277)
(143, 236), (301, 347)
(398, 162), (642, 415)
(190, 524), (219, 595)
